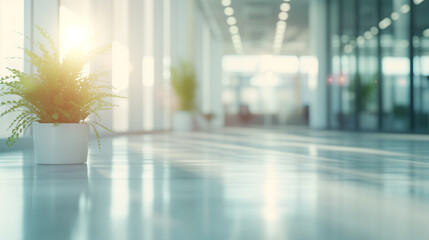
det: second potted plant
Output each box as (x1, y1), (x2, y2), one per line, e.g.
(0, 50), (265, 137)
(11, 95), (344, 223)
(170, 61), (197, 132)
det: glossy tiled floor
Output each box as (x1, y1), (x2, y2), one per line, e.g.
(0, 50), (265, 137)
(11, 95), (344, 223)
(1, 127), (429, 240)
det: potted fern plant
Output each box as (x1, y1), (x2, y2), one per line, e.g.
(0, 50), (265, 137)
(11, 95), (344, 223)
(0, 27), (121, 164)
(170, 61), (197, 131)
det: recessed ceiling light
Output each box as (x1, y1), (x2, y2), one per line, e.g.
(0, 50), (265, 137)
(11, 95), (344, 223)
(227, 16), (237, 25)
(224, 7), (234, 16)
(344, 44), (353, 53)
(274, 1), (291, 54)
(357, 36), (365, 45)
(277, 24), (286, 31)
(414, 0), (424, 5)
(221, 0), (231, 7)
(423, 28), (429, 37)
(364, 31), (372, 39)
(280, 3), (291, 12)
(229, 26), (239, 34)
(378, 18), (391, 29)
(276, 31), (285, 38)
(232, 34), (241, 42)
(276, 27), (286, 34)
(391, 12), (399, 21)
(277, 20), (287, 28)
(400, 4), (410, 13)
(370, 27), (379, 35)
(278, 12), (289, 20)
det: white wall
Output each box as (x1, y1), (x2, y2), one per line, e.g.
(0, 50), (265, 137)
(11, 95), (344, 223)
(193, 0), (224, 127)
(0, 0), (225, 144)
(0, 0), (24, 142)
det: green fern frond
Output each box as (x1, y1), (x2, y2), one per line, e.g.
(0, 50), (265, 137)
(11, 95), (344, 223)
(87, 121), (101, 150)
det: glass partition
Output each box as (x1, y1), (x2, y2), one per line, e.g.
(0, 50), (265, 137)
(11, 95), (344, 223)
(329, 0), (341, 128)
(380, 0), (410, 131)
(326, 0), (428, 133)
(358, 0), (378, 130)
(340, 0), (357, 129)
(413, 0), (429, 130)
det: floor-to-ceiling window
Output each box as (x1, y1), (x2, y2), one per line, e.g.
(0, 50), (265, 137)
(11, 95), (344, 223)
(413, 0), (429, 130)
(328, 0), (341, 128)
(380, 0), (410, 131)
(340, 0), (357, 129)
(358, 0), (379, 130)
(326, 0), (428, 133)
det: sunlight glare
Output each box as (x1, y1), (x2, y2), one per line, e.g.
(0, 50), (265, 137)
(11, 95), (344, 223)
(60, 6), (91, 58)
(63, 25), (90, 50)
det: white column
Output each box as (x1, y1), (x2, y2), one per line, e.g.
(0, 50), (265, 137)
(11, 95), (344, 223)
(193, 9), (204, 113)
(153, 0), (165, 130)
(128, 0), (144, 131)
(91, 0), (114, 131)
(309, 0), (328, 129)
(210, 35), (225, 127)
(112, 0), (129, 132)
(142, 0), (154, 131)
(170, 0), (195, 65)
(25, 0), (60, 74)
(23, 0), (33, 74)
(0, 0), (25, 142)
(163, 0), (171, 129)
(202, 22), (211, 114)
(32, 0), (60, 46)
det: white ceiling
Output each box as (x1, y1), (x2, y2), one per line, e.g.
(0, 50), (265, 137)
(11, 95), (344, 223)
(207, 0), (310, 55)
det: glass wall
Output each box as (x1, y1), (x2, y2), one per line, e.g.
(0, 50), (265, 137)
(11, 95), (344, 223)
(413, 0), (429, 130)
(380, 0), (410, 131)
(358, 0), (378, 130)
(327, 0), (428, 132)
(341, 0), (357, 129)
(328, 0), (341, 128)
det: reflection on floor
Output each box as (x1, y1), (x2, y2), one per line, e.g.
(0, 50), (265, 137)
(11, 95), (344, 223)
(1, 127), (429, 240)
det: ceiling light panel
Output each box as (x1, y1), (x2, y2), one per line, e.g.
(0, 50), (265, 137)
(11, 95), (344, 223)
(221, 0), (243, 54)
(221, 0), (231, 7)
(273, 1), (291, 54)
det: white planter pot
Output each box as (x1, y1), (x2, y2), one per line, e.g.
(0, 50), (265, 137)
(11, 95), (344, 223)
(172, 111), (193, 132)
(33, 123), (90, 164)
